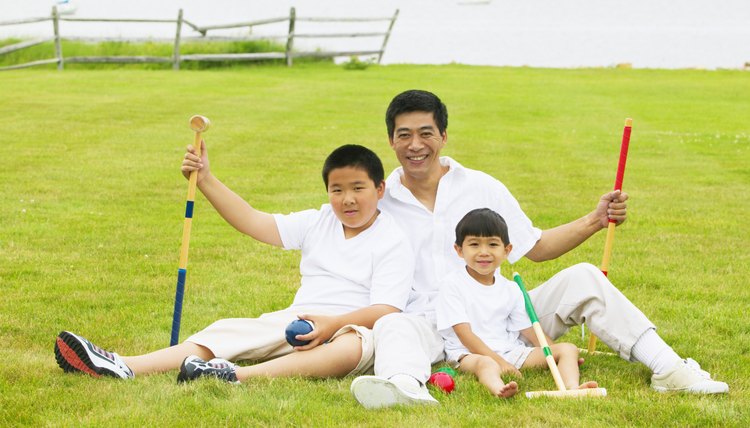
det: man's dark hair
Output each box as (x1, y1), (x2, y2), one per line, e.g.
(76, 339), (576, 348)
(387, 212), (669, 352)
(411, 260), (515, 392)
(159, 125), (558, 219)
(322, 144), (384, 188)
(454, 208), (510, 247)
(385, 90), (448, 138)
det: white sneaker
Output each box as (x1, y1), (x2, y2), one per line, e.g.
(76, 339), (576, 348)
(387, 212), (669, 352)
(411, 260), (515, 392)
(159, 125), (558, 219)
(351, 375), (439, 409)
(651, 358), (728, 394)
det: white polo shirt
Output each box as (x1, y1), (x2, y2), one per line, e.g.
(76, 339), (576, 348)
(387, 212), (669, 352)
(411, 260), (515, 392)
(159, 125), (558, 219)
(273, 204), (414, 314)
(379, 157), (542, 322)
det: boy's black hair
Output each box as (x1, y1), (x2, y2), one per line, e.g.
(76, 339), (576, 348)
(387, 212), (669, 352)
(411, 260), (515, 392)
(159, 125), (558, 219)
(455, 208), (510, 247)
(385, 90), (448, 138)
(322, 144), (384, 188)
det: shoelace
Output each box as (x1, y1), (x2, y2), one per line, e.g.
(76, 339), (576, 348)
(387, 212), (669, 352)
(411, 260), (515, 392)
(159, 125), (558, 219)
(90, 342), (116, 361)
(684, 358), (712, 379)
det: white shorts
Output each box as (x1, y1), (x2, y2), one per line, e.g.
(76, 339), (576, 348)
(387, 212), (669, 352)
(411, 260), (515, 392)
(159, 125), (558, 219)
(447, 345), (535, 370)
(186, 307), (375, 376)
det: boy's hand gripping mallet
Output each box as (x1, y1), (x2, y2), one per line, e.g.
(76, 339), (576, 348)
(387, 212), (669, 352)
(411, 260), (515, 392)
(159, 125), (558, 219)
(513, 272), (607, 398)
(170, 115), (210, 346)
(587, 118), (632, 353)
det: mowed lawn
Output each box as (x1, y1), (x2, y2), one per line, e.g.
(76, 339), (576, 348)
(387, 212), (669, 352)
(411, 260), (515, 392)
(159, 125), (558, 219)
(1, 64), (748, 426)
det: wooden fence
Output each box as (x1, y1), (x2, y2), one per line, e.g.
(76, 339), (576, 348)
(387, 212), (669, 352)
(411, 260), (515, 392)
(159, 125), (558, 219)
(0, 7), (399, 71)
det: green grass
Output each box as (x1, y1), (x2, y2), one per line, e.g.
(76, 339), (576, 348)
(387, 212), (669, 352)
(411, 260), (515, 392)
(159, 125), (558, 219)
(1, 64), (748, 426)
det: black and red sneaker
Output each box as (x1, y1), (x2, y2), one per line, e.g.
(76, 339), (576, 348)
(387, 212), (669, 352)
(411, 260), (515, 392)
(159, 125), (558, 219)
(54, 331), (134, 379)
(177, 355), (239, 384)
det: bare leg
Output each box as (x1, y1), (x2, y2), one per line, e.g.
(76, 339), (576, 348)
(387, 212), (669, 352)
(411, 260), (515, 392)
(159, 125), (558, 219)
(522, 344), (598, 390)
(459, 354), (518, 398)
(235, 332), (362, 381)
(122, 342), (214, 376)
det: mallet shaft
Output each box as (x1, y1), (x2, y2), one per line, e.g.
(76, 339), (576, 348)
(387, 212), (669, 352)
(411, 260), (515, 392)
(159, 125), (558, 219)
(589, 118), (632, 352)
(171, 116), (209, 346)
(514, 272), (566, 392)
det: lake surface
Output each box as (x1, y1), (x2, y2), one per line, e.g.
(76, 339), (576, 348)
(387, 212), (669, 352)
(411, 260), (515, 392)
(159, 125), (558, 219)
(2, 0), (749, 69)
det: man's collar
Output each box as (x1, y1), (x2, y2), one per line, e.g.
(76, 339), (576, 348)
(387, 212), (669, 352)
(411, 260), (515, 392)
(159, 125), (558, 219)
(386, 156), (465, 197)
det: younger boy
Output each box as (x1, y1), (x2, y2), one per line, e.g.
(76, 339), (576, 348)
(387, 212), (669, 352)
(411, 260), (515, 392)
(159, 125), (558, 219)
(435, 208), (598, 397)
(55, 144), (414, 384)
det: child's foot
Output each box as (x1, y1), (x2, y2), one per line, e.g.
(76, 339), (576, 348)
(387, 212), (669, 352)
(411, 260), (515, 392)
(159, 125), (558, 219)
(495, 381), (518, 398)
(177, 355), (239, 384)
(54, 331), (134, 379)
(577, 381), (599, 389)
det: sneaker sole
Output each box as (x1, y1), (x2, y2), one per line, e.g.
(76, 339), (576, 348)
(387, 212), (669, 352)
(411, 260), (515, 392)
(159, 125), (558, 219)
(350, 376), (438, 409)
(652, 382), (729, 394)
(54, 331), (122, 379)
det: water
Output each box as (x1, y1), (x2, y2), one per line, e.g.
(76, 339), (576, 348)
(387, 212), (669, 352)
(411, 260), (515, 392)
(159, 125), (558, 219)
(2, 0), (749, 69)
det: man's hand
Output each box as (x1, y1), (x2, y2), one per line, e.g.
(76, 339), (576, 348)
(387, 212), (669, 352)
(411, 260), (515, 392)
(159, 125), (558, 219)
(594, 190), (628, 228)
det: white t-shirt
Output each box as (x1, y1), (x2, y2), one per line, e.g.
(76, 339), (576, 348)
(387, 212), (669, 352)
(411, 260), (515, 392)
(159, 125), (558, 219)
(436, 267), (531, 358)
(379, 157), (542, 321)
(273, 204), (414, 314)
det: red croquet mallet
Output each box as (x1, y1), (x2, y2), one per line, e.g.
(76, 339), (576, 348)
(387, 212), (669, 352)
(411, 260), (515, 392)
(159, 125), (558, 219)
(588, 118), (632, 353)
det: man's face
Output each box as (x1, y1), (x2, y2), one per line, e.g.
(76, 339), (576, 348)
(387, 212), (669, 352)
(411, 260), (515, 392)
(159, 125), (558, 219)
(389, 111), (447, 180)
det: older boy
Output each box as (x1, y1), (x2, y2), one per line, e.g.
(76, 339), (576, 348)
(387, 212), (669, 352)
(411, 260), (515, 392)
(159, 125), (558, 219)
(55, 144), (414, 384)
(350, 90), (727, 408)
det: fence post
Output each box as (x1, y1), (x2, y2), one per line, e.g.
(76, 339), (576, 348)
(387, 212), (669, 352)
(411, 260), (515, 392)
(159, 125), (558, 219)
(378, 9), (399, 64)
(173, 8), (183, 70)
(52, 6), (63, 70)
(286, 7), (296, 67)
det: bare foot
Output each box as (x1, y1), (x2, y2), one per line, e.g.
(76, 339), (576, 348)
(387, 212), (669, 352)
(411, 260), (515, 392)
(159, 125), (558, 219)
(495, 381), (518, 398)
(577, 380), (599, 389)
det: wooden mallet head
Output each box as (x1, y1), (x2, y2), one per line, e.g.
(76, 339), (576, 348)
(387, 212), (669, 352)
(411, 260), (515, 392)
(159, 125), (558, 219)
(189, 115), (210, 133)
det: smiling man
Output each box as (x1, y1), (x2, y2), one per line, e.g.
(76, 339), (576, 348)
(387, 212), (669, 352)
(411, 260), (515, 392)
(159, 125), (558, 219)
(349, 89), (728, 409)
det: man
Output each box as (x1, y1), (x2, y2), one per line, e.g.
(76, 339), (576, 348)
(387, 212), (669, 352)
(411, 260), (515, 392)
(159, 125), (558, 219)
(350, 90), (728, 408)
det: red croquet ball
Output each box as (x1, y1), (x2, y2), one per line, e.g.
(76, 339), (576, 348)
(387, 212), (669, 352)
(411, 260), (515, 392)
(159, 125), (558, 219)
(428, 372), (455, 394)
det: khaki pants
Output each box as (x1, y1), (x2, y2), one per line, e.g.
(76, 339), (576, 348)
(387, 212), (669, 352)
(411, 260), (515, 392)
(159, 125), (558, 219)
(373, 263), (655, 383)
(187, 307), (376, 376)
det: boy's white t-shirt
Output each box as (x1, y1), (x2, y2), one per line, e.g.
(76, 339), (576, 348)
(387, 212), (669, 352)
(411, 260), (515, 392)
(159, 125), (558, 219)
(273, 204), (414, 314)
(436, 267), (531, 358)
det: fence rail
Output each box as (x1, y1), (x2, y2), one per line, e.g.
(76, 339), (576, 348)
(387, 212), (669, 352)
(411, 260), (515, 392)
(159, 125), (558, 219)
(0, 7), (399, 71)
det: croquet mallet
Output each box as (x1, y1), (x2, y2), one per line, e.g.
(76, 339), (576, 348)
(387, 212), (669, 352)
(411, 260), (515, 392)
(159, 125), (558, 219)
(587, 118), (632, 353)
(170, 115), (210, 346)
(512, 272), (607, 398)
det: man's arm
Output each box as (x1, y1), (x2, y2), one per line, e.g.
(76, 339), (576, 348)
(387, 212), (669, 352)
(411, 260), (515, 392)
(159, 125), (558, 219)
(453, 323), (522, 376)
(525, 190), (628, 262)
(293, 304), (400, 350)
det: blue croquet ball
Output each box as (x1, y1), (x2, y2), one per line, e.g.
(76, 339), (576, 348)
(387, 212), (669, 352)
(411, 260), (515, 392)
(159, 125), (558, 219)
(285, 319), (314, 346)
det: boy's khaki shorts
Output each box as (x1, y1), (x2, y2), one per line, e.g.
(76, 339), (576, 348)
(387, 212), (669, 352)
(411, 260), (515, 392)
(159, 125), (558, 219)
(186, 307), (375, 376)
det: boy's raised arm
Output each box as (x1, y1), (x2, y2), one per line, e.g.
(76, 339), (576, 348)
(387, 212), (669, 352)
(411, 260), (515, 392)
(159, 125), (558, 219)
(182, 141), (282, 247)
